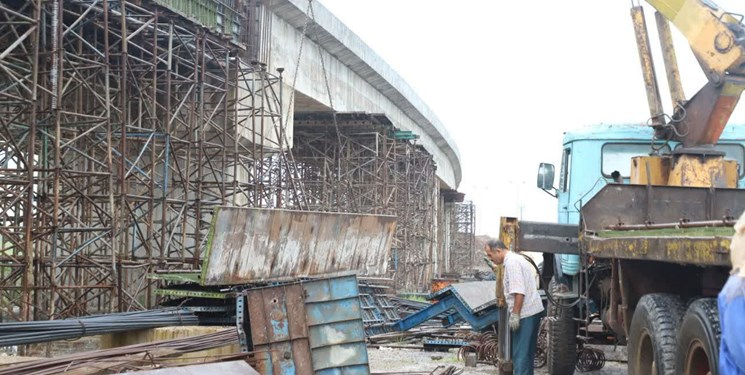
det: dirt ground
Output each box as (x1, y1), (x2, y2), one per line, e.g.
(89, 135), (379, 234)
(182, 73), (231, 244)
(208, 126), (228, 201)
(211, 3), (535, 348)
(0, 353), (41, 365)
(367, 346), (627, 375)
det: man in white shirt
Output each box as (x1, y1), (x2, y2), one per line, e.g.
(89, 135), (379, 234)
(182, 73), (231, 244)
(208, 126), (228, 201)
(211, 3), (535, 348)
(485, 239), (545, 375)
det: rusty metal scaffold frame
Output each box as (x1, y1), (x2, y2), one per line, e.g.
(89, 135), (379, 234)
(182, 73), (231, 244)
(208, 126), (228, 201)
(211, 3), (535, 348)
(0, 0), (303, 321)
(293, 113), (438, 292)
(449, 201), (476, 275)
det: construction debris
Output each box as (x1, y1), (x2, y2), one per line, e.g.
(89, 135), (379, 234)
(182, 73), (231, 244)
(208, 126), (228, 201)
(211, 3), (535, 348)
(576, 347), (606, 372)
(390, 282), (499, 333)
(457, 332), (499, 364)
(359, 279), (403, 335)
(368, 326), (475, 350)
(390, 297), (436, 318)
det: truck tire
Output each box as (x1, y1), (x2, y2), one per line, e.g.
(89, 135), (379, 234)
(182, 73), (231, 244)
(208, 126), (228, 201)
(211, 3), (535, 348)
(675, 298), (720, 375)
(628, 294), (686, 375)
(546, 280), (576, 375)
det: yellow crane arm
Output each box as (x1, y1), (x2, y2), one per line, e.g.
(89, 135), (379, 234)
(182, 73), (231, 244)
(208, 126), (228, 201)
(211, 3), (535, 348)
(649, 0), (745, 80)
(635, 0), (745, 147)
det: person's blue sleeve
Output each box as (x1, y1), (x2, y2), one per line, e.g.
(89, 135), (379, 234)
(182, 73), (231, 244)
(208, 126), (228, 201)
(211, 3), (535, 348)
(719, 276), (745, 374)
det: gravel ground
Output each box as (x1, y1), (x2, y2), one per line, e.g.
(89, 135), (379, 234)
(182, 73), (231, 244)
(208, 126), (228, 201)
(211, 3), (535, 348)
(368, 346), (627, 375)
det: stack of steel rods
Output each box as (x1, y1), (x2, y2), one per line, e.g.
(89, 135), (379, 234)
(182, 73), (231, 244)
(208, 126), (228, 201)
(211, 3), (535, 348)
(0, 308), (199, 346)
(0, 329), (240, 375)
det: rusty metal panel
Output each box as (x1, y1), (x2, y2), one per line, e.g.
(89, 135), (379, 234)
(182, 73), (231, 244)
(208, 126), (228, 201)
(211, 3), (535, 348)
(248, 283), (313, 375)
(246, 274), (370, 375)
(202, 207), (396, 285)
(581, 185), (745, 232)
(584, 235), (731, 266)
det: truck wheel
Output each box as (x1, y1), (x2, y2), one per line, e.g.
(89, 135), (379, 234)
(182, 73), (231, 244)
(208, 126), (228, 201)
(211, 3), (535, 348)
(628, 294), (686, 375)
(675, 299), (720, 375)
(546, 280), (576, 375)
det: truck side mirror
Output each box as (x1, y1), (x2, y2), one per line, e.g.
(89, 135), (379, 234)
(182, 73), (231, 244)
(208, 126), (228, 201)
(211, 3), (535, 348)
(537, 163), (555, 191)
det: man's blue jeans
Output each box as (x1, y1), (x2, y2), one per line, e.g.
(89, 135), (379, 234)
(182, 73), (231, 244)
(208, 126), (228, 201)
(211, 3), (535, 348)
(511, 313), (542, 375)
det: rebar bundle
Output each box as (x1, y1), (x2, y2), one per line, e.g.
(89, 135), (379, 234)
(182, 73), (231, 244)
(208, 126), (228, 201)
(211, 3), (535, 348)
(0, 308), (198, 346)
(0, 329), (240, 375)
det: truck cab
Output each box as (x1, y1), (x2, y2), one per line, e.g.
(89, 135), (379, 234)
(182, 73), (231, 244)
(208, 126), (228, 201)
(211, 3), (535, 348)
(542, 123), (745, 280)
(552, 123), (745, 224)
(533, 123), (745, 375)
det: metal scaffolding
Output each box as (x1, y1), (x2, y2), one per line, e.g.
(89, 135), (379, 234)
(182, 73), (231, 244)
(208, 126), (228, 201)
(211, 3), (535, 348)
(294, 113), (438, 292)
(449, 201), (476, 275)
(0, 0), (456, 320)
(0, 0), (301, 321)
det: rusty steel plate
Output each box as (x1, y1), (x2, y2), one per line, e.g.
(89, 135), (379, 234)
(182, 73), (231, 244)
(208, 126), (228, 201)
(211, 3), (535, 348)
(248, 283), (313, 375)
(201, 207), (396, 285)
(246, 274), (370, 375)
(581, 185), (745, 232)
(583, 235), (731, 266)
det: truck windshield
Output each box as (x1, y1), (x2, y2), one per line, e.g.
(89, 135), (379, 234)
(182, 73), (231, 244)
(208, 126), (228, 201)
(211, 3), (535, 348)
(601, 143), (671, 178)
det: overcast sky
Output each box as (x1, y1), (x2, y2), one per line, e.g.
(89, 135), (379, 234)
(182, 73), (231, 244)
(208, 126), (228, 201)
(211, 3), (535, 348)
(317, 0), (745, 236)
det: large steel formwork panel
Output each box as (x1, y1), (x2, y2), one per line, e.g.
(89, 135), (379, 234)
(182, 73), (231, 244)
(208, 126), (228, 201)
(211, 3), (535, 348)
(202, 207), (396, 285)
(580, 184), (745, 265)
(247, 274), (370, 375)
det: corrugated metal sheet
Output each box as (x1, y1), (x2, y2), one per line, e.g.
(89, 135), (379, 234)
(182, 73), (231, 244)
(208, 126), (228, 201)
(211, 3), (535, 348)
(247, 274), (370, 375)
(304, 275), (369, 374)
(202, 207), (396, 285)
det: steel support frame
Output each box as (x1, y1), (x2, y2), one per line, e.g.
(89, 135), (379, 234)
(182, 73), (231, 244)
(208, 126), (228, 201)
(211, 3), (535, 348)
(449, 201), (475, 274)
(0, 0), (300, 321)
(293, 115), (438, 292)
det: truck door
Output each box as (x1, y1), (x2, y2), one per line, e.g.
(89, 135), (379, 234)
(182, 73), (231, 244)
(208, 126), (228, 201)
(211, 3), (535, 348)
(557, 146), (572, 224)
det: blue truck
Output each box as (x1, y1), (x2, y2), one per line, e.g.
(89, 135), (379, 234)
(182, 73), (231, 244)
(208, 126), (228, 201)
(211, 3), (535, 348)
(501, 0), (745, 373)
(516, 123), (745, 375)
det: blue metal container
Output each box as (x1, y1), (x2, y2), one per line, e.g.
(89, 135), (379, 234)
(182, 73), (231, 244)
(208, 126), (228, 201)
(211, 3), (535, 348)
(246, 274), (370, 375)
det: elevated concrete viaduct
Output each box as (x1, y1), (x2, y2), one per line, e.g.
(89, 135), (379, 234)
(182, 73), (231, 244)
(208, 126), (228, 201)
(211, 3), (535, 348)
(267, 0), (462, 190)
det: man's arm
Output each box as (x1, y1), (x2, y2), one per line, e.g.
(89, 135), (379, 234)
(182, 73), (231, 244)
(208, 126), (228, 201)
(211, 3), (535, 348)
(512, 293), (525, 315)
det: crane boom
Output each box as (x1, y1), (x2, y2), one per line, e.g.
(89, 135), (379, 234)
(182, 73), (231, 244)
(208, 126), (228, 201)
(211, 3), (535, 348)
(638, 0), (745, 147)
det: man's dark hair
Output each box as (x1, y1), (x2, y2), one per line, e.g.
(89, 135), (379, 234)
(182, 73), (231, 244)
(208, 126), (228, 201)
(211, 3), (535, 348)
(487, 239), (507, 251)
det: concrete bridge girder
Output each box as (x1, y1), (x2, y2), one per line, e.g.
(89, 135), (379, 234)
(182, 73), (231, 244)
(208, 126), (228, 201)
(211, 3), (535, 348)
(266, 0), (462, 189)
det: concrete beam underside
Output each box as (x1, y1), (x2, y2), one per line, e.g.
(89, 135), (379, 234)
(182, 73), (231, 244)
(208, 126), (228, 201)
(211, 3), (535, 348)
(266, 0), (462, 189)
